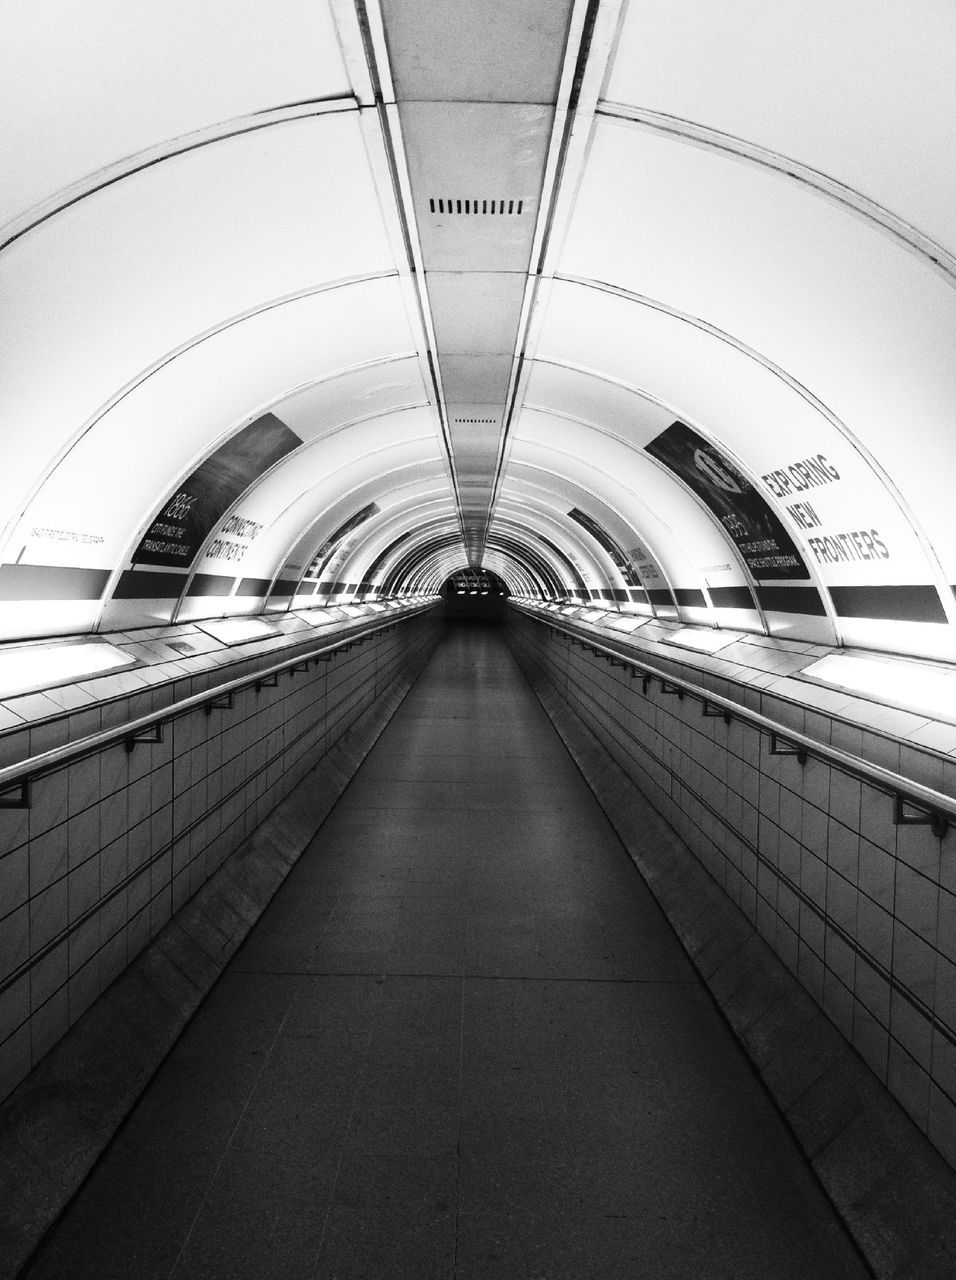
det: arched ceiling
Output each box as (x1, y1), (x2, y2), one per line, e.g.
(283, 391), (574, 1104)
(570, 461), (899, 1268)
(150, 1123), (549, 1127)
(3, 1), (955, 660)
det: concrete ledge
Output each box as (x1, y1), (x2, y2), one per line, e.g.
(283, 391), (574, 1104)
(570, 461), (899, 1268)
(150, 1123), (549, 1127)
(0, 646), (433, 1279)
(519, 656), (956, 1280)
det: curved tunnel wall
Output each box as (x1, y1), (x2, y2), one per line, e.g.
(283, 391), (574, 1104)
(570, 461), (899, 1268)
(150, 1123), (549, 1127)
(0, 0), (954, 661)
(2, 6), (956, 1265)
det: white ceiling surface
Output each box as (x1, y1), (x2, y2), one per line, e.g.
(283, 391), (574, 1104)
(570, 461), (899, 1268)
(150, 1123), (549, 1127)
(556, 123), (956, 560)
(491, 504), (605, 593)
(184, 423), (444, 590)
(500, 454), (733, 617)
(2, 0), (956, 663)
(0, 115), (403, 541)
(496, 466), (701, 605)
(333, 493), (454, 587)
(0, 0), (351, 227)
(278, 490), (452, 594)
(605, 0), (956, 255)
(522, 294), (936, 593)
(7, 294), (426, 572)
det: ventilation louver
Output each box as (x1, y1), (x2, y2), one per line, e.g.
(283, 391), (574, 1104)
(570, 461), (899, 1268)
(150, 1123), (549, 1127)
(429, 198), (524, 215)
(454, 417), (497, 424)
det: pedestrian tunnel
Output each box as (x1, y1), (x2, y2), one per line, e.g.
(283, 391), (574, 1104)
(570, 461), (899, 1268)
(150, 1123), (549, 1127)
(3, 0), (956, 1275)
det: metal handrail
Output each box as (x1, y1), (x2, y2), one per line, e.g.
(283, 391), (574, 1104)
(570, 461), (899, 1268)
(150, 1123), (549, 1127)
(516, 605), (956, 836)
(0, 604), (435, 805)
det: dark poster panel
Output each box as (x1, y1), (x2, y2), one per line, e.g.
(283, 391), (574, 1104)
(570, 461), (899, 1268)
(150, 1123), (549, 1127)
(304, 503), (380, 581)
(567, 508), (642, 588)
(131, 413), (300, 568)
(646, 422), (809, 582)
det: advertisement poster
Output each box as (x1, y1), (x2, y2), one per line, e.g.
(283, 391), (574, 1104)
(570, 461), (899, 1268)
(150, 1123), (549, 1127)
(646, 421), (808, 582)
(567, 508), (643, 588)
(303, 503), (380, 583)
(132, 413), (300, 568)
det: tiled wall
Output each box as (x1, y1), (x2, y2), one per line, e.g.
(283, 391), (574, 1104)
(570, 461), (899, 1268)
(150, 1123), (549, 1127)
(0, 611), (439, 1104)
(507, 611), (956, 1170)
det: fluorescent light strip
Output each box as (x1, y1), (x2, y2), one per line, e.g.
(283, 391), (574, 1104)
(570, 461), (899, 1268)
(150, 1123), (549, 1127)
(661, 628), (743, 654)
(0, 641), (136, 698)
(198, 618), (278, 645)
(799, 653), (956, 725)
(605, 615), (651, 634)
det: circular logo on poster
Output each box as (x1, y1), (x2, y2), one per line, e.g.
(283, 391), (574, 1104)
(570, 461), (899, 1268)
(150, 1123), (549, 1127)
(693, 447), (744, 494)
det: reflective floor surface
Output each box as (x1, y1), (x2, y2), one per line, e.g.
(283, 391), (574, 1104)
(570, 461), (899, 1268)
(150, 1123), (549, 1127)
(25, 624), (870, 1279)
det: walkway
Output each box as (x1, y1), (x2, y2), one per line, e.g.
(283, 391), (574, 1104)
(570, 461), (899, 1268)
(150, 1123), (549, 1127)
(25, 625), (869, 1279)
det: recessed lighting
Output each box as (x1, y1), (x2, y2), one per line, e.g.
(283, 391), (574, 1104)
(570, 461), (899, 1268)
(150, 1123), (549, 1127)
(662, 628), (742, 655)
(0, 640), (137, 697)
(799, 652), (956, 724)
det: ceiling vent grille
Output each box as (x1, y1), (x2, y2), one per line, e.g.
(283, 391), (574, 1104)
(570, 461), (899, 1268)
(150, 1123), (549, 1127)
(429, 198), (524, 215)
(454, 417), (497, 424)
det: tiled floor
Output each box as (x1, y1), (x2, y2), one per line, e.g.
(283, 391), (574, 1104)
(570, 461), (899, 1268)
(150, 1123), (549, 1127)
(25, 624), (870, 1279)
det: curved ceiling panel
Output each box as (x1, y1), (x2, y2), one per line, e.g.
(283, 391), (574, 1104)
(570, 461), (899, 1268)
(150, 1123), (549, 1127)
(3, 1), (954, 667)
(480, 552), (536, 598)
(525, 274), (955, 654)
(490, 510), (590, 600)
(501, 437), (783, 631)
(0, 113), (400, 539)
(492, 499), (611, 598)
(106, 429), (447, 629)
(3, 285), (421, 567)
(333, 494), (456, 597)
(605, 0), (956, 257)
(1, 0), (351, 228)
(556, 123), (956, 611)
(495, 497), (657, 611)
(278, 499), (458, 608)
(178, 411), (442, 585)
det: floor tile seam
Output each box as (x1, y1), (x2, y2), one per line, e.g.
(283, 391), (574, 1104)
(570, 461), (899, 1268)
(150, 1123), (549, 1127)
(453, 976), (466, 1280)
(228, 966), (701, 986)
(165, 971), (307, 1278)
(370, 749), (571, 757)
(347, 775), (583, 784)
(309, 973), (393, 1274)
(333, 803), (599, 812)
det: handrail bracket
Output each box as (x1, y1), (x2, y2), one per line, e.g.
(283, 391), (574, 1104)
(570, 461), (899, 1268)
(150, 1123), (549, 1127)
(770, 732), (807, 765)
(0, 778), (30, 809)
(125, 724), (164, 754)
(895, 795), (949, 840)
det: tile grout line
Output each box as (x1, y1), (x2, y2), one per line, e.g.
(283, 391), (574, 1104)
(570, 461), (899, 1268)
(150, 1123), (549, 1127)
(310, 967), (391, 1276)
(165, 973), (306, 1279)
(452, 973), (465, 1280)
(230, 965), (700, 985)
